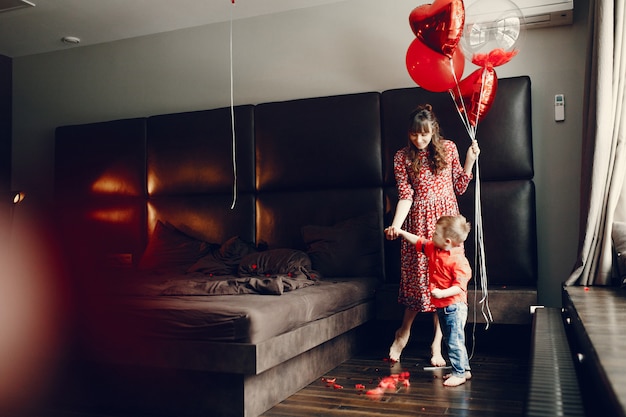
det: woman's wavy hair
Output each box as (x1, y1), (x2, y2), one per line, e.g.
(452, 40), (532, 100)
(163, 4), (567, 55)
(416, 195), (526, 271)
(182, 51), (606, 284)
(406, 104), (447, 174)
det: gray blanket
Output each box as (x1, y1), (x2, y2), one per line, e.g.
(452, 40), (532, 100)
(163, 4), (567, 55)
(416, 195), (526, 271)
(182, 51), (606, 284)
(159, 273), (315, 296)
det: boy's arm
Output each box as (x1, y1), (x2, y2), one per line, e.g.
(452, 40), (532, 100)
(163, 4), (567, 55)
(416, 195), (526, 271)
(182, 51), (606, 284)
(396, 228), (420, 245)
(431, 286), (462, 299)
(431, 262), (471, 299)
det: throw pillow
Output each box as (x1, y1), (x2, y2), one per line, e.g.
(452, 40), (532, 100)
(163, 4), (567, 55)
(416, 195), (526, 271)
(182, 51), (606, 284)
(138, 220), (214, 270)
(301, 212), (382, 278)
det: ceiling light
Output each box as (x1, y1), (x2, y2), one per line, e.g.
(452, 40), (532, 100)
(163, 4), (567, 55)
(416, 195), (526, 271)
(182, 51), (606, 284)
(61, 36), (81, 45)
(0, 0), (35, 13)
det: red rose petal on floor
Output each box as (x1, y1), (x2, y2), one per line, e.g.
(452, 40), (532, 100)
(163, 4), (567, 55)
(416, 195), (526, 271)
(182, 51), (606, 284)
(378, 377), (397, 390)
(366, 387), (385, 397)
(321, 377), (337, 387)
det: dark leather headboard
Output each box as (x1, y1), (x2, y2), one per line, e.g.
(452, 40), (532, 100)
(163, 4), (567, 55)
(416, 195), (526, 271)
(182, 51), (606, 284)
(54, 76), (536, 287)
(381, 76), (536, 286)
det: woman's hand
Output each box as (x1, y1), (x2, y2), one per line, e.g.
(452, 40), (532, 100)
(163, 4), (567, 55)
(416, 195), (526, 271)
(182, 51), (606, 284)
(467, 140), (480, 162)
(464, 140), (480, 173)
(384, 226), (400, 240)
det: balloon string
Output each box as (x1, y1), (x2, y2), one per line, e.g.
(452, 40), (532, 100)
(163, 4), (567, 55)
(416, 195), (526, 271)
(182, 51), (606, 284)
(229, 1), (237, 210)
(475, 75), (489, 325)
(474, 67), (492, 139)
(448, 58), (492, 329)
(474, 160), (493, 328)
(448, 58), (474, 140)
(449, 89), (472, 140)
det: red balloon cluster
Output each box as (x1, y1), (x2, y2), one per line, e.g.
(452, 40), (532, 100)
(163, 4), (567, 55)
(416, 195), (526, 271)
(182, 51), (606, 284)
(405, 0), (522, 128)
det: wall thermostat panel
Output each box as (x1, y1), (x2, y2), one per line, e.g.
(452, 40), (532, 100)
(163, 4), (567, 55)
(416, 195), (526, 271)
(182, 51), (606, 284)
(555, 94), (565, 121)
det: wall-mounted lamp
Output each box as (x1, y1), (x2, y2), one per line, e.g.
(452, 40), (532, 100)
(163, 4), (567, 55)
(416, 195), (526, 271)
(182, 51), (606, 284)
(2, 191), (25, 205)
(1, 191), (26, 245)
(11, 191), (25, 204)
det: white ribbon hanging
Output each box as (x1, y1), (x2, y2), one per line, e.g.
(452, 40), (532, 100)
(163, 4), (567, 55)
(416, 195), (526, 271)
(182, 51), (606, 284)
(472, 159), (493, 327)
(449, 59), (493, 329)
(229, 1), (237, 210)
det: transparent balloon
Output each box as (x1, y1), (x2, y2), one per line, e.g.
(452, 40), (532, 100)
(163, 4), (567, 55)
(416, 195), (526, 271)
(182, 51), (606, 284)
(460, 0), (526, 59)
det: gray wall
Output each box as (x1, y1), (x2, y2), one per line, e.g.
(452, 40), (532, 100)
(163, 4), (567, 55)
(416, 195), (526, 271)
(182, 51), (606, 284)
(11, 0), (589, 307)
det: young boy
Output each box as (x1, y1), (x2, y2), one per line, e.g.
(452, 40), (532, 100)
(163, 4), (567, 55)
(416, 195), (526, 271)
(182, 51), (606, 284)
(392, 215), (472, 387)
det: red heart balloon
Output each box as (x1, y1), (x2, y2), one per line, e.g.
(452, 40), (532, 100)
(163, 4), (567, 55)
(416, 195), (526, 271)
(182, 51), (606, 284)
(409, 0), (465, 58)
(406, 37), (465, 93)
(452, 66), (498, 127)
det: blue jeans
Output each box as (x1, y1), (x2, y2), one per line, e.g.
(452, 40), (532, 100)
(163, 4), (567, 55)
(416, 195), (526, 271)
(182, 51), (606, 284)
(437, 302), (470, 378)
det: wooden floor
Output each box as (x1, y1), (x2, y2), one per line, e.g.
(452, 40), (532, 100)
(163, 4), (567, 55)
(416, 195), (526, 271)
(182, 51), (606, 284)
(262, 324), (531, 417)
(29, 323), (532, 417)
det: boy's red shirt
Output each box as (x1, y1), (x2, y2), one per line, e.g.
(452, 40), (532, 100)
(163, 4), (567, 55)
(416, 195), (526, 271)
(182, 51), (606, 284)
(415, 238), (472, 308)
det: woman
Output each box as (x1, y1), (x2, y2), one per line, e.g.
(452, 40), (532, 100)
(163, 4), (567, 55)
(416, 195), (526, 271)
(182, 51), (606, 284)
(384, 104), (479, 364)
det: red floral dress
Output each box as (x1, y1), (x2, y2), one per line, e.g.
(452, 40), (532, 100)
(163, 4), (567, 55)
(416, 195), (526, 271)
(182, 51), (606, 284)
(394, 140), (472, 312)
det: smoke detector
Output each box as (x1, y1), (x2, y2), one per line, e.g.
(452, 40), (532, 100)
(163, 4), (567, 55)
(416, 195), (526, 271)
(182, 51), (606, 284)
(61, 36), (81, 45)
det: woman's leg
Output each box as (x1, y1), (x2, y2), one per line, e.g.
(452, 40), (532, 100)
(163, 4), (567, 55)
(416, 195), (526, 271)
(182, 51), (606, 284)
(431, 313), (446, 366)
(389, 308), (417, 361)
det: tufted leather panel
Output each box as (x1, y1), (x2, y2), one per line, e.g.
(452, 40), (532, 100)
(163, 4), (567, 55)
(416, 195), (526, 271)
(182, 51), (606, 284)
(55, 118), (147, 200)
(146, 193), (255, 244)
(54, 118), (147, 259)
(146, 105), (255, 196)
(457, 180), (538, 286)
(255, 92), (382, 192)
(57, 200), (147, 260)
(256, 188), (384, 251)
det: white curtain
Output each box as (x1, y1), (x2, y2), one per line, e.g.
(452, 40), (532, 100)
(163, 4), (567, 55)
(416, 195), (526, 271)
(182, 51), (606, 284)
(566, 0), (626, 286)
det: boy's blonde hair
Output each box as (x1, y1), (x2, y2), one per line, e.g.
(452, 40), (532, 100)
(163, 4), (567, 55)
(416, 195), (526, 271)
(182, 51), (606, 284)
(437, 215), (471, 245)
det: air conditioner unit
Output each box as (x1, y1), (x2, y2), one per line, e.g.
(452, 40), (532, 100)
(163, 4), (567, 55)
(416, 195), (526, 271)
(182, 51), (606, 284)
(466, 0), (574, 29)
(516, 0), (573, 28)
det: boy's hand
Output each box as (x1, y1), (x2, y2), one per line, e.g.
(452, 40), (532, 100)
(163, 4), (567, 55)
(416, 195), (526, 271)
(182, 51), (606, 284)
(431, 288), (444, 299)
(431, 286), (462, 299)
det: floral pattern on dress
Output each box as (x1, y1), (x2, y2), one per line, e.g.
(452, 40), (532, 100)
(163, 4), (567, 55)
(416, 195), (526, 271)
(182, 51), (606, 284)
(394, 140), (472, 312)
